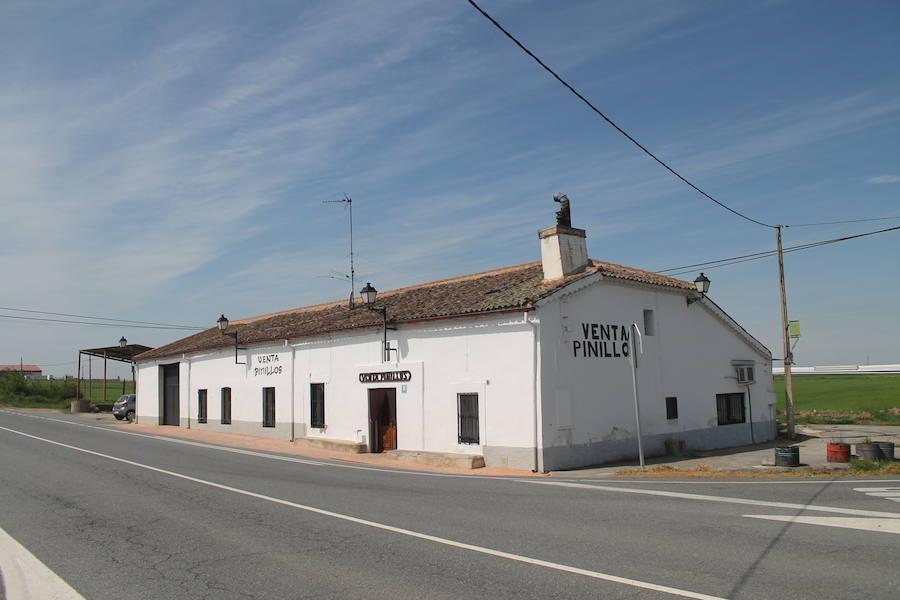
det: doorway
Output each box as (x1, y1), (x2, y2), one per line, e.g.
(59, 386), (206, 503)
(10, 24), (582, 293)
(161, 364), (180, 426)
(368, 388), (397, 453)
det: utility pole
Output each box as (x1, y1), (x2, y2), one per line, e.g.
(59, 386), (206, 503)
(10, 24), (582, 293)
(776, 225), (795, 438)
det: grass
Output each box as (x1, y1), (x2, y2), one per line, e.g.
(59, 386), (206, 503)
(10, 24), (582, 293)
(615, 460), (900, 478)
(774, 374), (900, 425)
(0, 374), (133, 410)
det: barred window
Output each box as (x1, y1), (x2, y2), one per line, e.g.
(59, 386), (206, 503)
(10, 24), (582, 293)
(716, 393), (745, 425)
(221, 387), (231, 425)
(197, 389), (207, 423)
(310, 383), (325, 429)
(263, 387), (275, 427)
(665, 396), (678, 420)
(457, 393), (479, 445)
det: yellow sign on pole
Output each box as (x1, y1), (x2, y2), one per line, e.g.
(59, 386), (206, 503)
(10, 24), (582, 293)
(789, 320), (801, 338)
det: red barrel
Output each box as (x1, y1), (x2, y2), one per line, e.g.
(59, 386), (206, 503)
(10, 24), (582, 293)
(826, 443), (850, 463)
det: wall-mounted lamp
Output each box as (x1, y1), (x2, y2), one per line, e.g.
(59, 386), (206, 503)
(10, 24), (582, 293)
(217, 314), (246, 364)
(686, 273), (711, 306)
(360, 283), (397, 363)
(119, 336), (127, 348)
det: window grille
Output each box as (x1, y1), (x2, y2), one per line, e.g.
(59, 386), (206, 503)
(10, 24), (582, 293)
(458, 393), (479, 444)
(197, 389), (207, 423)
(221, 387), (231, 425)
(310, 383), (325, 429)
(665, 396), (678, 420)
(716, 393), (745, 425)
(262, 387), (276, 427)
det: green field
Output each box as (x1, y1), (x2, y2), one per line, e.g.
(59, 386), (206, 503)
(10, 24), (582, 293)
(774, 374), (900, 424)
(0, 373), (133, 410)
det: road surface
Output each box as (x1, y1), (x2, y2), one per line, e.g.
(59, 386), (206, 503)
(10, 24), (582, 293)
(1, 408), (898, 599)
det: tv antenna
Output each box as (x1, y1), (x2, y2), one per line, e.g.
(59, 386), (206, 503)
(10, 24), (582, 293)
(322, 194), (356, 309)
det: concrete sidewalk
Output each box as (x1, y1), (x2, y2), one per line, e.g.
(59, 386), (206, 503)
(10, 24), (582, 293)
(550, 424), (900, 477)
(73, 412), (545, 478)
(70, 412), (899, 478)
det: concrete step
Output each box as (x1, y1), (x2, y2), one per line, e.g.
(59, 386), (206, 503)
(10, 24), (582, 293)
(384, 450), (485, 469)
(293, 437), (367, 453)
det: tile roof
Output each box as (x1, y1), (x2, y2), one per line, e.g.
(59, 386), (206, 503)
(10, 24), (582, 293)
(0, 365), (42, 372)
(136, 260), (694, 361)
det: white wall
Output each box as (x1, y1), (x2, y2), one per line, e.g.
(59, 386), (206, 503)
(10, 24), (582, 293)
(536, 275), (775, 470)
(136, 312), (538, 466)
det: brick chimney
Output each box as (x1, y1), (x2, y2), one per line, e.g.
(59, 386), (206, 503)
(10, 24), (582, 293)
(539, 193), (588, 281)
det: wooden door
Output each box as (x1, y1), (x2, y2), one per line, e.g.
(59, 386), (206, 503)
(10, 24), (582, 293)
(368, 388), (397, 453)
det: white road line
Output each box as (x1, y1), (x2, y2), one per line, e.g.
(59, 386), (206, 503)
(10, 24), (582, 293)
(0, 526), (86, 600)
(0, 425), (724, 600)
(522, 480), (900, 519)
(558, 477), (900, 485)
(744, 515), (900, 535)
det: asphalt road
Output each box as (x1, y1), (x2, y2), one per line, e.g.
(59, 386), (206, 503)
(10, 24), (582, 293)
(1, 409), (898, 600)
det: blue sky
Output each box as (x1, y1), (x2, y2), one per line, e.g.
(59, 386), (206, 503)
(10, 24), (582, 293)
(1, 0), (898, 378)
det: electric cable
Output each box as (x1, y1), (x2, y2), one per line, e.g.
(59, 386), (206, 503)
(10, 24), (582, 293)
(0, 306), (203, 329)
(784, 216), (900, 227)
(658, 224), (900, 276)
(0, 313), (203, 330)
(466, 0), (775, 229)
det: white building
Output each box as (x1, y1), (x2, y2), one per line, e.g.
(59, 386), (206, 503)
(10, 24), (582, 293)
(135, 210), (775, 471)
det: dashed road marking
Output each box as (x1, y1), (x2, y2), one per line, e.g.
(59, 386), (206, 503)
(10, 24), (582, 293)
(0, 526), (86, 600)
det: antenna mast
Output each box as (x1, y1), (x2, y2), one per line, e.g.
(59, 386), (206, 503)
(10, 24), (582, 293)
(322, 194), (356, 309)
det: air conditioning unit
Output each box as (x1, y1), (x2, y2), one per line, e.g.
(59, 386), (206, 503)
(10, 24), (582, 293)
(735, 365), (755, 384)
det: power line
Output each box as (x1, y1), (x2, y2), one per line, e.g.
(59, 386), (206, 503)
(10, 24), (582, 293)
(466, 0), (775, 229)
(0, 306), (203, 329)
(659, 224), (900, 276)
(0, 313), (203, 330)
(785, 216), (900, 228)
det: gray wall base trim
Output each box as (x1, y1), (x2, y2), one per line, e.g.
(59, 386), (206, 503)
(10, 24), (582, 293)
(483, 446), (537, 471)
(184, 419), (294, 440)
(543, 420), (777, 471)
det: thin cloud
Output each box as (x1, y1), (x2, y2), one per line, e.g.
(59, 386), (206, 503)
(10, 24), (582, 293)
(867, 174), (900, 184)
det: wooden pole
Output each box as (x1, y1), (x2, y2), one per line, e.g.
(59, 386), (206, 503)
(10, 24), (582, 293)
(776, 226), (795, 439)
(103, 351), (108, 404)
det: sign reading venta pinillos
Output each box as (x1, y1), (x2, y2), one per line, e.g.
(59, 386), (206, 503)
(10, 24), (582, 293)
(359, 370), (412, 383)
(251, 352), (287, 377)
(573, 323), (630, 358)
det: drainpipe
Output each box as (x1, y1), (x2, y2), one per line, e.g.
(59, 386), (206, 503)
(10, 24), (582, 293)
(185, 355), (191, 429)
(528, 311), (543, 473)
(289, 340), (295, 442)
(746, 382), (755, 445)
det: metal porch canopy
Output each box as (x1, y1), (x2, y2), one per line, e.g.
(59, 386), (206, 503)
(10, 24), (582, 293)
(73, 344), (154, 412)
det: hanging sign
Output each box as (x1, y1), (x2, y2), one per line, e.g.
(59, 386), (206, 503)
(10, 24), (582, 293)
(359, 370), (412, 383)
(573, 323), (630, 358)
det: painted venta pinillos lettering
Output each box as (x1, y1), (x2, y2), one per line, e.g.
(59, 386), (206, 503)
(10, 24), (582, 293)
(253, 353), (284, 377)
(573, 323), (630, 358)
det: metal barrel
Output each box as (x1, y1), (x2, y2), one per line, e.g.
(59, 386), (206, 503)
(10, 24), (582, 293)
(856, 443), (882, 462)
(875, 442), (895, 461)
(774, 446), (800, 467)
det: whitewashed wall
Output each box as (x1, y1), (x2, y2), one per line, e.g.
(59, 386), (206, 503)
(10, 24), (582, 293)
(136, 312), (538, 468)
(536, 275), (775, 470)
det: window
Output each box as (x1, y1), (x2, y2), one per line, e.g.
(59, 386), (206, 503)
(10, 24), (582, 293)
(310, 383), (325, 429)
(643, 309), (655, 336)
(735, 365), (755, 384)
(221, 387), (231, 425)
(665, 396), (678, 420)
(197, 389), (207, 423)
(262, 387), (275, 427)
(716, 393), (745, 425)
(457, 393), (479, 444)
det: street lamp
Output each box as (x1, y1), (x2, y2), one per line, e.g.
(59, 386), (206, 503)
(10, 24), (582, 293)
(217, 314), (246, 365)
(687, 273), (711, 305)
(360, 283), (396, 363)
